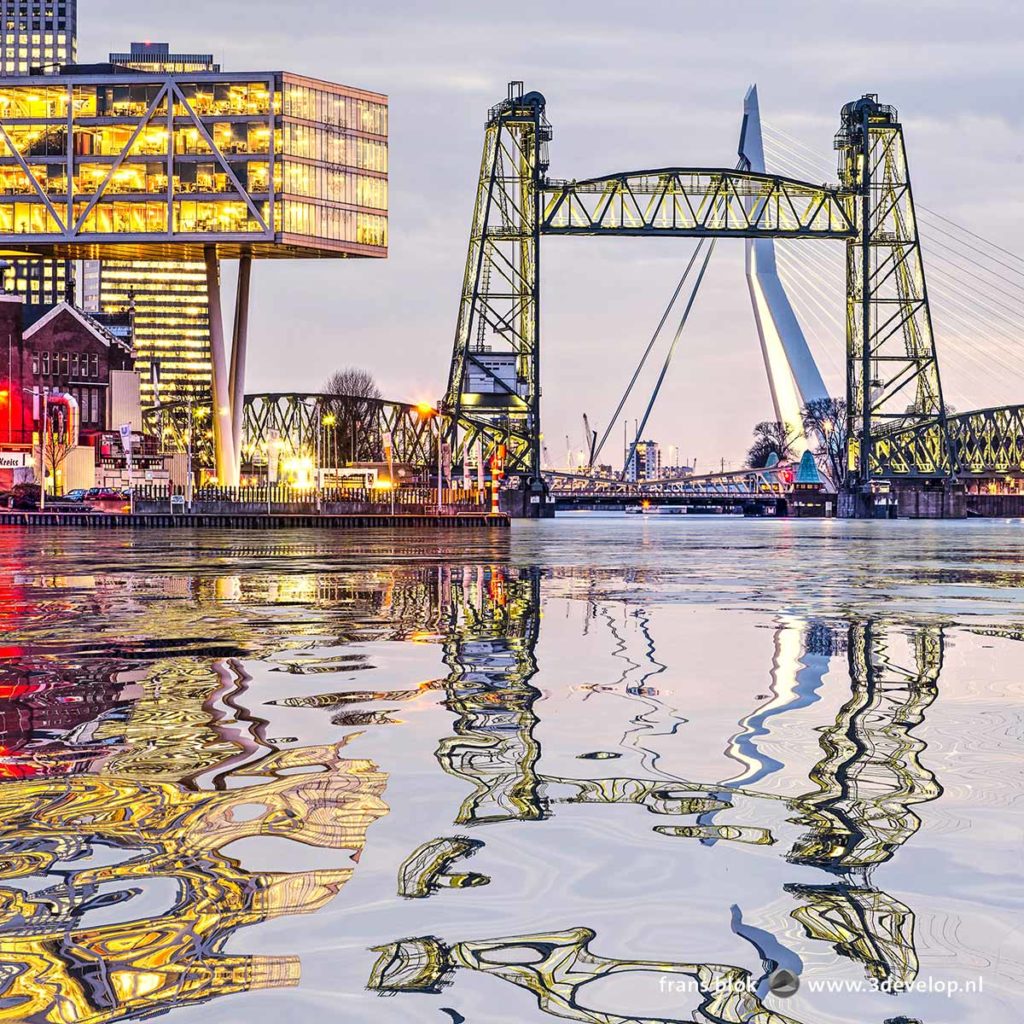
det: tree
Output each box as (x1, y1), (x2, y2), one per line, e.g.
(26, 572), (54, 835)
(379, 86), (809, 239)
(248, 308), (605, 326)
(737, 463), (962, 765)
(746, 421), (799, 469)
(802, 396), (848, 489)
(322, 367), (381, 401)
(42, 404), (76, 495)
(321, 368), (382, 466)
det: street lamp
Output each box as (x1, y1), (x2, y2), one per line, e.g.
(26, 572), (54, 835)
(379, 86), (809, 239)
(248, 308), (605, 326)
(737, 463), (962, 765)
(416, 401), (443, 514)
(21, 385), (48, 511)
(322, 411), (337, 490)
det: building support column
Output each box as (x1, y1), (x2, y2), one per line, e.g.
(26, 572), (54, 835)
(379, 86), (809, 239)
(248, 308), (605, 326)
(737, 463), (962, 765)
(204, 245), (238, 485)
(229, 254), (252, 478)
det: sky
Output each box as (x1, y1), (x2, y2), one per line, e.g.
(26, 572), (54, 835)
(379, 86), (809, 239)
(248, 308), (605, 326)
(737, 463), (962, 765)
(81, 0), (1024, 471)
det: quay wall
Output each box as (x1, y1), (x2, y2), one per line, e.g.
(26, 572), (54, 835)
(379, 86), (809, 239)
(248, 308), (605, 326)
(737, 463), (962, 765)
(0, 511), (508, 530)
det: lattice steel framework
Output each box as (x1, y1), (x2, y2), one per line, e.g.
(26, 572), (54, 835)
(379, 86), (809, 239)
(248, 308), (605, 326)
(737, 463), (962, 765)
(446, 85), (983, 496)
(147, 392), (438, 468)
(835, 96), (952, 484)
(542, 169), (854, 238)
(445, 83), (859, 483)
(443, 82), (550, 478)
(242, 393), (436, 466)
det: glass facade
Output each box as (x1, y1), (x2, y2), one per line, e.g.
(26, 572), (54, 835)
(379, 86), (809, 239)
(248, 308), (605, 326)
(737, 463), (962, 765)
(0, 70), (388, 259)
(83, 258), (211, 407)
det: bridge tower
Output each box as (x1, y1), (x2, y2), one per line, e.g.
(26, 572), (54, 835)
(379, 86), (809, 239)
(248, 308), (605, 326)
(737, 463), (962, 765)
(835, 96), (954, 512)
(444, 82), (550, 501)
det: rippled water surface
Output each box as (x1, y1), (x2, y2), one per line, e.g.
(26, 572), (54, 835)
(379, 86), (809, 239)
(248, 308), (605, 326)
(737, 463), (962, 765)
(1, 515), (1023, 1024)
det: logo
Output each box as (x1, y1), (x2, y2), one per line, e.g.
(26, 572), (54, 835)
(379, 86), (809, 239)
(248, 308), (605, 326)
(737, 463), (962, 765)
(768, 968), (800, 999)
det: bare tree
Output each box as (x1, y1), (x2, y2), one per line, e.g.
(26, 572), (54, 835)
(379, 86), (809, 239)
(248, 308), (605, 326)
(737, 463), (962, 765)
(321, 368), (382, 467)
(43, 407), (76, 495)
(746, 420), (799, 469)
(802, 397), (848, 490)
(323, 367), (381, 401)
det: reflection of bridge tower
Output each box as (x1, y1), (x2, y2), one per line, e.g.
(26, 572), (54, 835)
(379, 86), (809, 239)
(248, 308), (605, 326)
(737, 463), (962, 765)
(739, 86), (829, 443)
(787, 623), (943, 986)
(436, 567), (545, 824)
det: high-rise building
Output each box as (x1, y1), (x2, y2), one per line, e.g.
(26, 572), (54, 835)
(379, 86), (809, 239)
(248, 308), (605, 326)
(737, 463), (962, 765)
(625, 440), (661, 482)
(84, 44), (222, 406)
(1, 0), (77, 304)
(0, 0), (76, 76)
(82, 259), (211, 405)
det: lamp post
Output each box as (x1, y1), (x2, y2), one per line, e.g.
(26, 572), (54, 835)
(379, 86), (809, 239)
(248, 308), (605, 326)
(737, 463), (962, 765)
(322, 412), (336, 490)
(21, 386), (47, 510)
(416, 402), (443, 514)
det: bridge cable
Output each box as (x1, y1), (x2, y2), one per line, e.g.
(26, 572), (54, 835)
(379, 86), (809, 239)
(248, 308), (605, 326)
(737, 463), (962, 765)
(590, 237), (709, 467)
(760, 126), (1024, 410)
(623, 239), (718, 478)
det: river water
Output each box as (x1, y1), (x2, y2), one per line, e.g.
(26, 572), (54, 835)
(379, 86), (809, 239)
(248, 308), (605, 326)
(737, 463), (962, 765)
(0, 515), (1022, 1024)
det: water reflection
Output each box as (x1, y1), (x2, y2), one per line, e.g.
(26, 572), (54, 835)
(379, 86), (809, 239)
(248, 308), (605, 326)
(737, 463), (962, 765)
(0, 740), (386, 1022)
(0, 531), (993, 1024)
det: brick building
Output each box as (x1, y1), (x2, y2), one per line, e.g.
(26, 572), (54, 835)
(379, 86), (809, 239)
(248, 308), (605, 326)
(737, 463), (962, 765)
(0, 296), (134, 448)
(0, 293), (157, 492)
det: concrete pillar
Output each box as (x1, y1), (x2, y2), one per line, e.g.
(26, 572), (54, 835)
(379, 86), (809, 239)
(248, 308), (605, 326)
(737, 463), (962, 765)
(204, 245), (238, 485)
(229, 254), (252, 477)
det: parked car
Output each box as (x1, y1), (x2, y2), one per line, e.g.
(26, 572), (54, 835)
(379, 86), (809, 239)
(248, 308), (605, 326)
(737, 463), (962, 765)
(84, 487), (130, 513)
(64, 489), (89, 502)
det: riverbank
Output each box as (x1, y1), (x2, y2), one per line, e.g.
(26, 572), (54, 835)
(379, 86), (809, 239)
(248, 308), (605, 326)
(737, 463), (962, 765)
(0, 510), (508, 529)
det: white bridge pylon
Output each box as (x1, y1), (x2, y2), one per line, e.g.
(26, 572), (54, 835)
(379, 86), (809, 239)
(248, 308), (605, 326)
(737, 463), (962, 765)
(739, 85), (829, 444)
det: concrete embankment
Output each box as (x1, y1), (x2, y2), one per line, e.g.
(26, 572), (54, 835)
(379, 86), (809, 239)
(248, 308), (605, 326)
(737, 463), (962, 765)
(0, 511), (508, 529)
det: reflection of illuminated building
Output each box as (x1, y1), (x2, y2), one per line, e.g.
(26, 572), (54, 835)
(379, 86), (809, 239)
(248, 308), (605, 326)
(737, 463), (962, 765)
(0, 741), (387, 1022)
(0, 664), (139, 778)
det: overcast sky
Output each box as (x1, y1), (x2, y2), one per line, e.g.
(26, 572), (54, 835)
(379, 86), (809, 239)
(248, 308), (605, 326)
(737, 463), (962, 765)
(82, 0), (1024, 470)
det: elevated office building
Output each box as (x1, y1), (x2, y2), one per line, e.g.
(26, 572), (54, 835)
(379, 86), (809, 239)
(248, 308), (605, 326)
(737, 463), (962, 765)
(82, 44), (222, 406)
(0, 64), (389, 482)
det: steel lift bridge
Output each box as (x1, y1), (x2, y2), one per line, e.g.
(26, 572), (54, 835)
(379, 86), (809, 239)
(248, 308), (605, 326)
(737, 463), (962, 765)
(442, 82), (1024, 517)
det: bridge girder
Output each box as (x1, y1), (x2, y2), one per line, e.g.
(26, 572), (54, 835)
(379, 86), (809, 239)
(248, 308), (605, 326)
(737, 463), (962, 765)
(541, 169), (855, 239)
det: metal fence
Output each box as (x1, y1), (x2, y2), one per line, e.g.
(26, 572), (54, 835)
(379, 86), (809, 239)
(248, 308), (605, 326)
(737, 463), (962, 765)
(132, 483), (487, 516)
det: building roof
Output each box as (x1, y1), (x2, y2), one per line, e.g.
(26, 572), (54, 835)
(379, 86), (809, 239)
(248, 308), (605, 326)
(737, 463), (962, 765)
(22, 302), (133, 355)
(795, 449), (822, 485)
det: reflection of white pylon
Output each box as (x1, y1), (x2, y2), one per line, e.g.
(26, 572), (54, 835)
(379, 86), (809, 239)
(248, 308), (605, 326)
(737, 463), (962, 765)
(739, 86), (828, 446)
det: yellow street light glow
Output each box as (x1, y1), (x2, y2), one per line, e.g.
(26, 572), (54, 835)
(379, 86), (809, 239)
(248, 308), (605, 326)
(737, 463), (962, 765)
(416, 401), (435, 417)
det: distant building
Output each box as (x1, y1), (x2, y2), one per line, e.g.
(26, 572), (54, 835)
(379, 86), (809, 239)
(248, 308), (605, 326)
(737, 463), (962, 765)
(0, 0), (76, 76)
(0, 2), (77, 306)
(625, 440), (661, 482)
(108, 41), (219, 74)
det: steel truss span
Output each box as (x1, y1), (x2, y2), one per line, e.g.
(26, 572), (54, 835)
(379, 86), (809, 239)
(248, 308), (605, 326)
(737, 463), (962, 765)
(148, 393), (438, 469)
(542, 169), (854, 238)
(243, 394), (436, 467)
(446, 83), (1014, 500)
